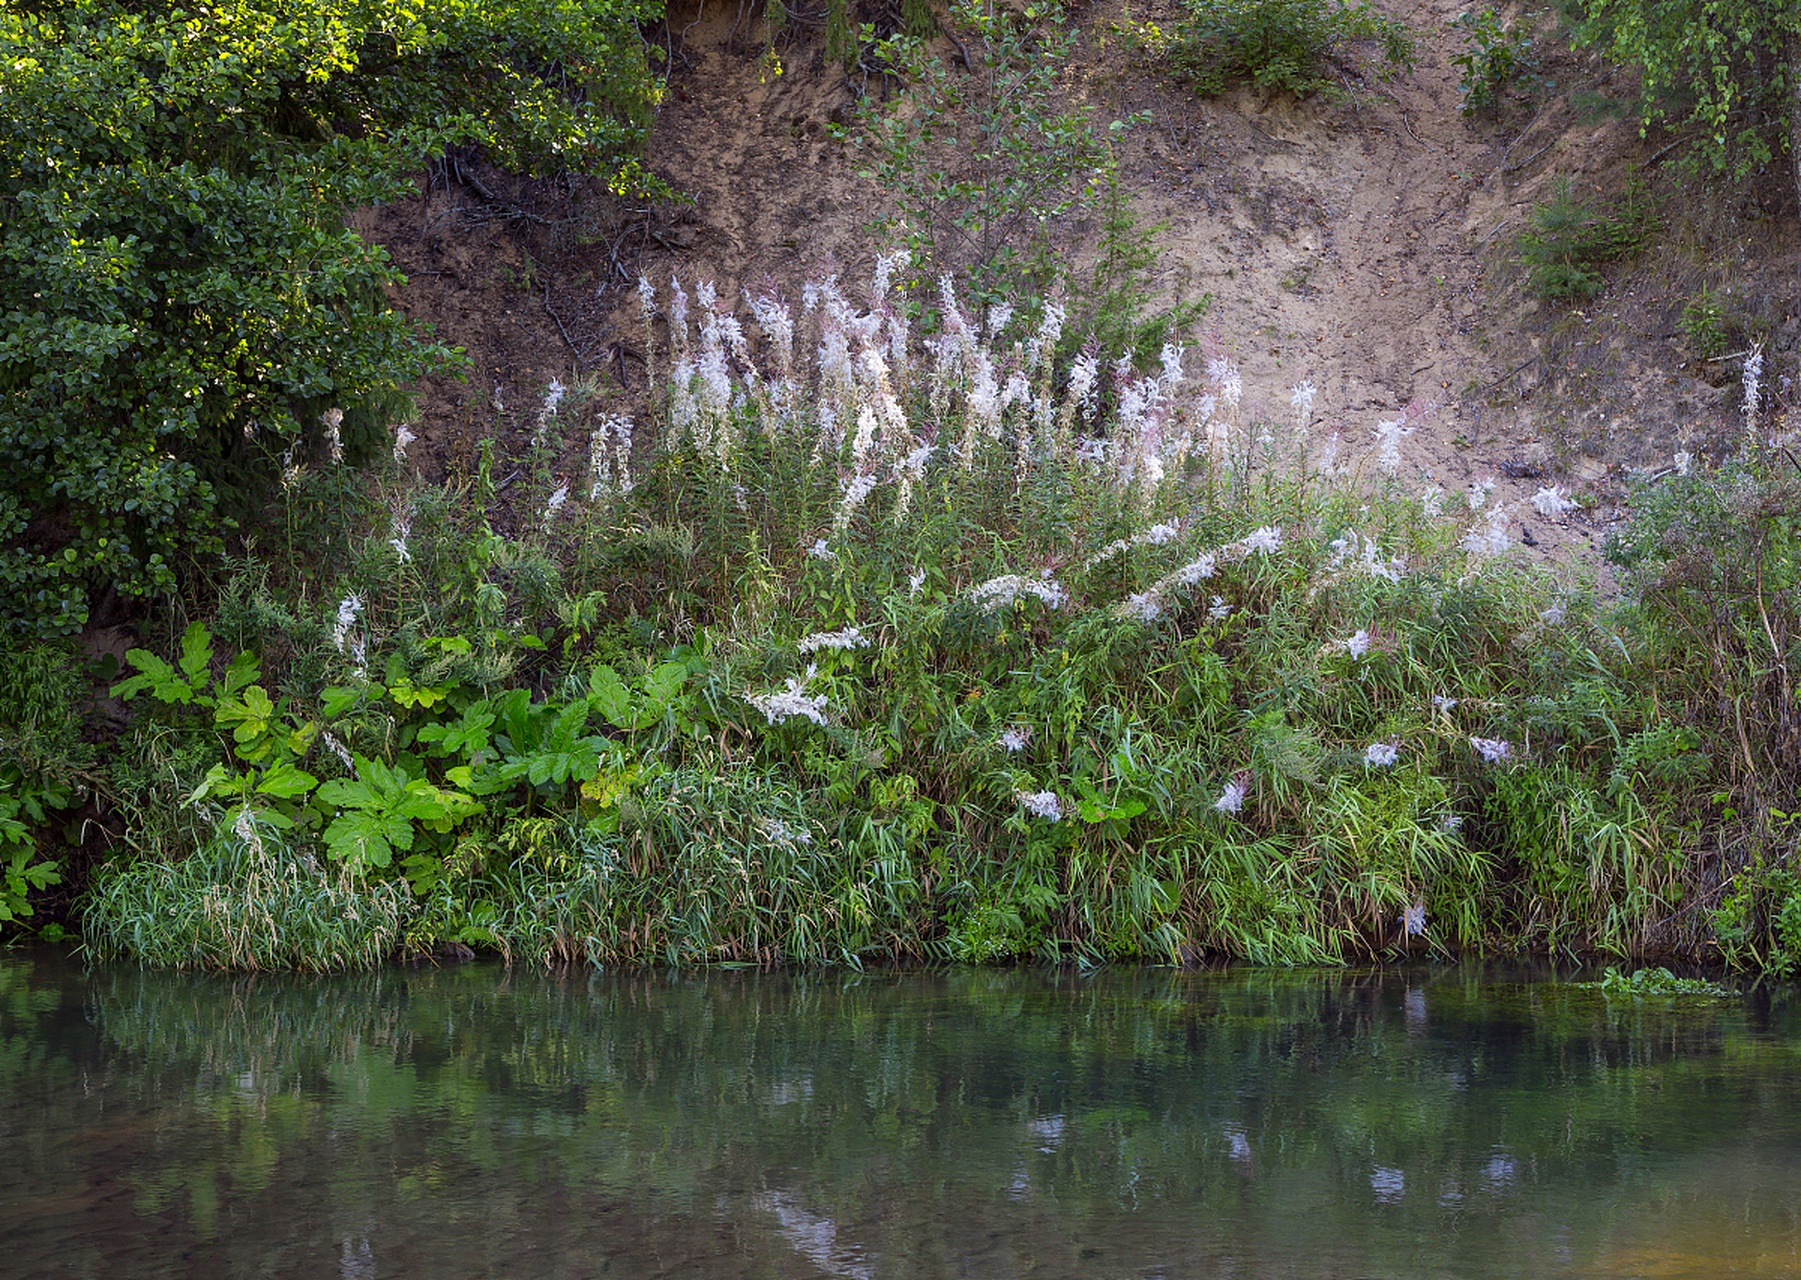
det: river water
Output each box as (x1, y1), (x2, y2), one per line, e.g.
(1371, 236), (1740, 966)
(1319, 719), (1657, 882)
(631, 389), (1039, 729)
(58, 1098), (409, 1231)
(3, 949), (1798, 1278)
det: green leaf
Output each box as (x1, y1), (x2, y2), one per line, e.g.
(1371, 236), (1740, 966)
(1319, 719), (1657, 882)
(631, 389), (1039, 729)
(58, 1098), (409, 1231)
(112, 649), (195, 705)
(417, 702), (497, 757)
(322, 808), (411, 869)
(177, 621), (214, 690)
(217, 684), (279, 760)
(188, 764), (251, 803)
(644, 659), (689, 706)
(218, 649), (263, 698)
(390, 675), (452, 709)
(321, 686), (367, 719)
(588, 664), (637, 728)
(255, 760), (319, 799)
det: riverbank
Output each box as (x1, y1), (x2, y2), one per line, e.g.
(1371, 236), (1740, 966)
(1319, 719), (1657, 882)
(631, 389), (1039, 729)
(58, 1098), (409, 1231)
(6, 265), (1797, 973)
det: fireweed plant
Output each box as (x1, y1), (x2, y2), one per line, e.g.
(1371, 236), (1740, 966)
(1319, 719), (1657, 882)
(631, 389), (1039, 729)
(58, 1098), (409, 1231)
(81, 258), (1750, 971)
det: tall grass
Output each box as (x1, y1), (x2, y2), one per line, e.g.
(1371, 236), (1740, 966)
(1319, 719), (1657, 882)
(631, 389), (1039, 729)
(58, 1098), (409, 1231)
(82, 257), (1749, 969)
(84, 810), (408, 971)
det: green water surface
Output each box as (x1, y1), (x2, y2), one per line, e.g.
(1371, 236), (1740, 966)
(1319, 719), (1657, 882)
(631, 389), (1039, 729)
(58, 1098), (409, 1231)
(2, 951), (1798, 1278)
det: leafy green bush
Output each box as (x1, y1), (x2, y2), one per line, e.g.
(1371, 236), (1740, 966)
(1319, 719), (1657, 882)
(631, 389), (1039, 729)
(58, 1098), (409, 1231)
(0, 643), (95, 924)
(1567, 0), (1800, 200)
(1591, 965), (1734, 996)
(1606, 447), (1801, 968)
(852, 1), (1117, 314)
(0, 0), (664, 636)
(1154, 0), (1415, 99)
(1449, 8), (1540, 115)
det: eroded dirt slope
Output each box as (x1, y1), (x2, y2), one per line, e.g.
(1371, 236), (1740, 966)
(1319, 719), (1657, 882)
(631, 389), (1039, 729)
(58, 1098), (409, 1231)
(365, 0), (1801, 576)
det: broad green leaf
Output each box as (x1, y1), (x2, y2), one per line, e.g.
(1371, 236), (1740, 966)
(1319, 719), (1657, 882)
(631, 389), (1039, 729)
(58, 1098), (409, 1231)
(177, 621), (213, 690)
(187, 764), (251, 804)
(644, 659), (688, 706)
(418, 703), (495, 756)
(390, 675), (451, 709)
(588, 664), (636, 728)
(321, 686), (366, 719)
(218, 649), (262, 698)
(111, 649), (194, 704)
(322, 809), (410, 869)
(255, 760), (319, 799)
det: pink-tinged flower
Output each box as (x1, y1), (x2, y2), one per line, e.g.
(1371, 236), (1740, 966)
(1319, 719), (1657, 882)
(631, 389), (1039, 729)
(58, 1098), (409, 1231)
(1744, 342), (1763, 430)
(1400, 902), (1427, 937)
(1530, 485), (1576, 518)
(1461, 506), (1512, 558)
(322, 731), (355, 773)
(1470, 736), (1512, 764)
(1119, 591), (1164, 622)
(1173, 553), (1217, 586)
(1018, 790), (1063, 821)
(389, 504), (412, 564)
(1364, 741), (1398, 767)
(1214, 774), (1249, 814)
(872, 248), (909, 300)
(1341, 629), (1372, 659)
(797, 626), (868, 654)
(321, 407), (344, 464)
(998, 726), (1032, 753)
(969, 574), (1067, 613)
(541, 484), (568, 534)
(331, 593), (362, 653)
(1373, 416), (1412, 475)
(745, 666), (829, 726)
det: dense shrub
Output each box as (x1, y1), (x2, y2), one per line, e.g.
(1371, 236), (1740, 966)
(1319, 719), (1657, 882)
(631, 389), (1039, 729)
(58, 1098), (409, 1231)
(0, 0), (664, 636)
(1133, 0), (1414, 100)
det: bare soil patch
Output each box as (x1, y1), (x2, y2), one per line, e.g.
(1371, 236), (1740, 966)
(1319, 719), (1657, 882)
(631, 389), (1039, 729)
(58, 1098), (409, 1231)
(363, 0), (1801, 575)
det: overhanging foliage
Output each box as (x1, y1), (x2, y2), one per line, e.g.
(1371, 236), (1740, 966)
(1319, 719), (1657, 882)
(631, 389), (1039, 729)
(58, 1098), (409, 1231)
(0, 0), (664, 635)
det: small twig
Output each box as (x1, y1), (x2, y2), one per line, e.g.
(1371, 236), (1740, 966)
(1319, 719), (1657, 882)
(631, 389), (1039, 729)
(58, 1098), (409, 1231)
(1476, 356), (1538, 393)
(611, 340), (644, 388)
(1503, 141), (1554, 174)
(938, 13), (971, 69)
(1640, 134), (1696, 170)
(543, 281), (585, 371)
(1498, 104), (1549, 169)
(1476, 217), (1513, 247)
(451, 154), (498, 202)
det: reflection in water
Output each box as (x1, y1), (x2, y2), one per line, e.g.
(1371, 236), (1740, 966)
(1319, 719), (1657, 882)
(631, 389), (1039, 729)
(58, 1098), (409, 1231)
(750, 1188), (875, 1280)
(2, 950), (1800, 1278)
(1370, 1164), (1405, 1204)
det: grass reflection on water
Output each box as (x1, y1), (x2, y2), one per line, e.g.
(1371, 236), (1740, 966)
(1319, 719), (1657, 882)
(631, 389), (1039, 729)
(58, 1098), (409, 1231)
(2, 954), (1799, 1279)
